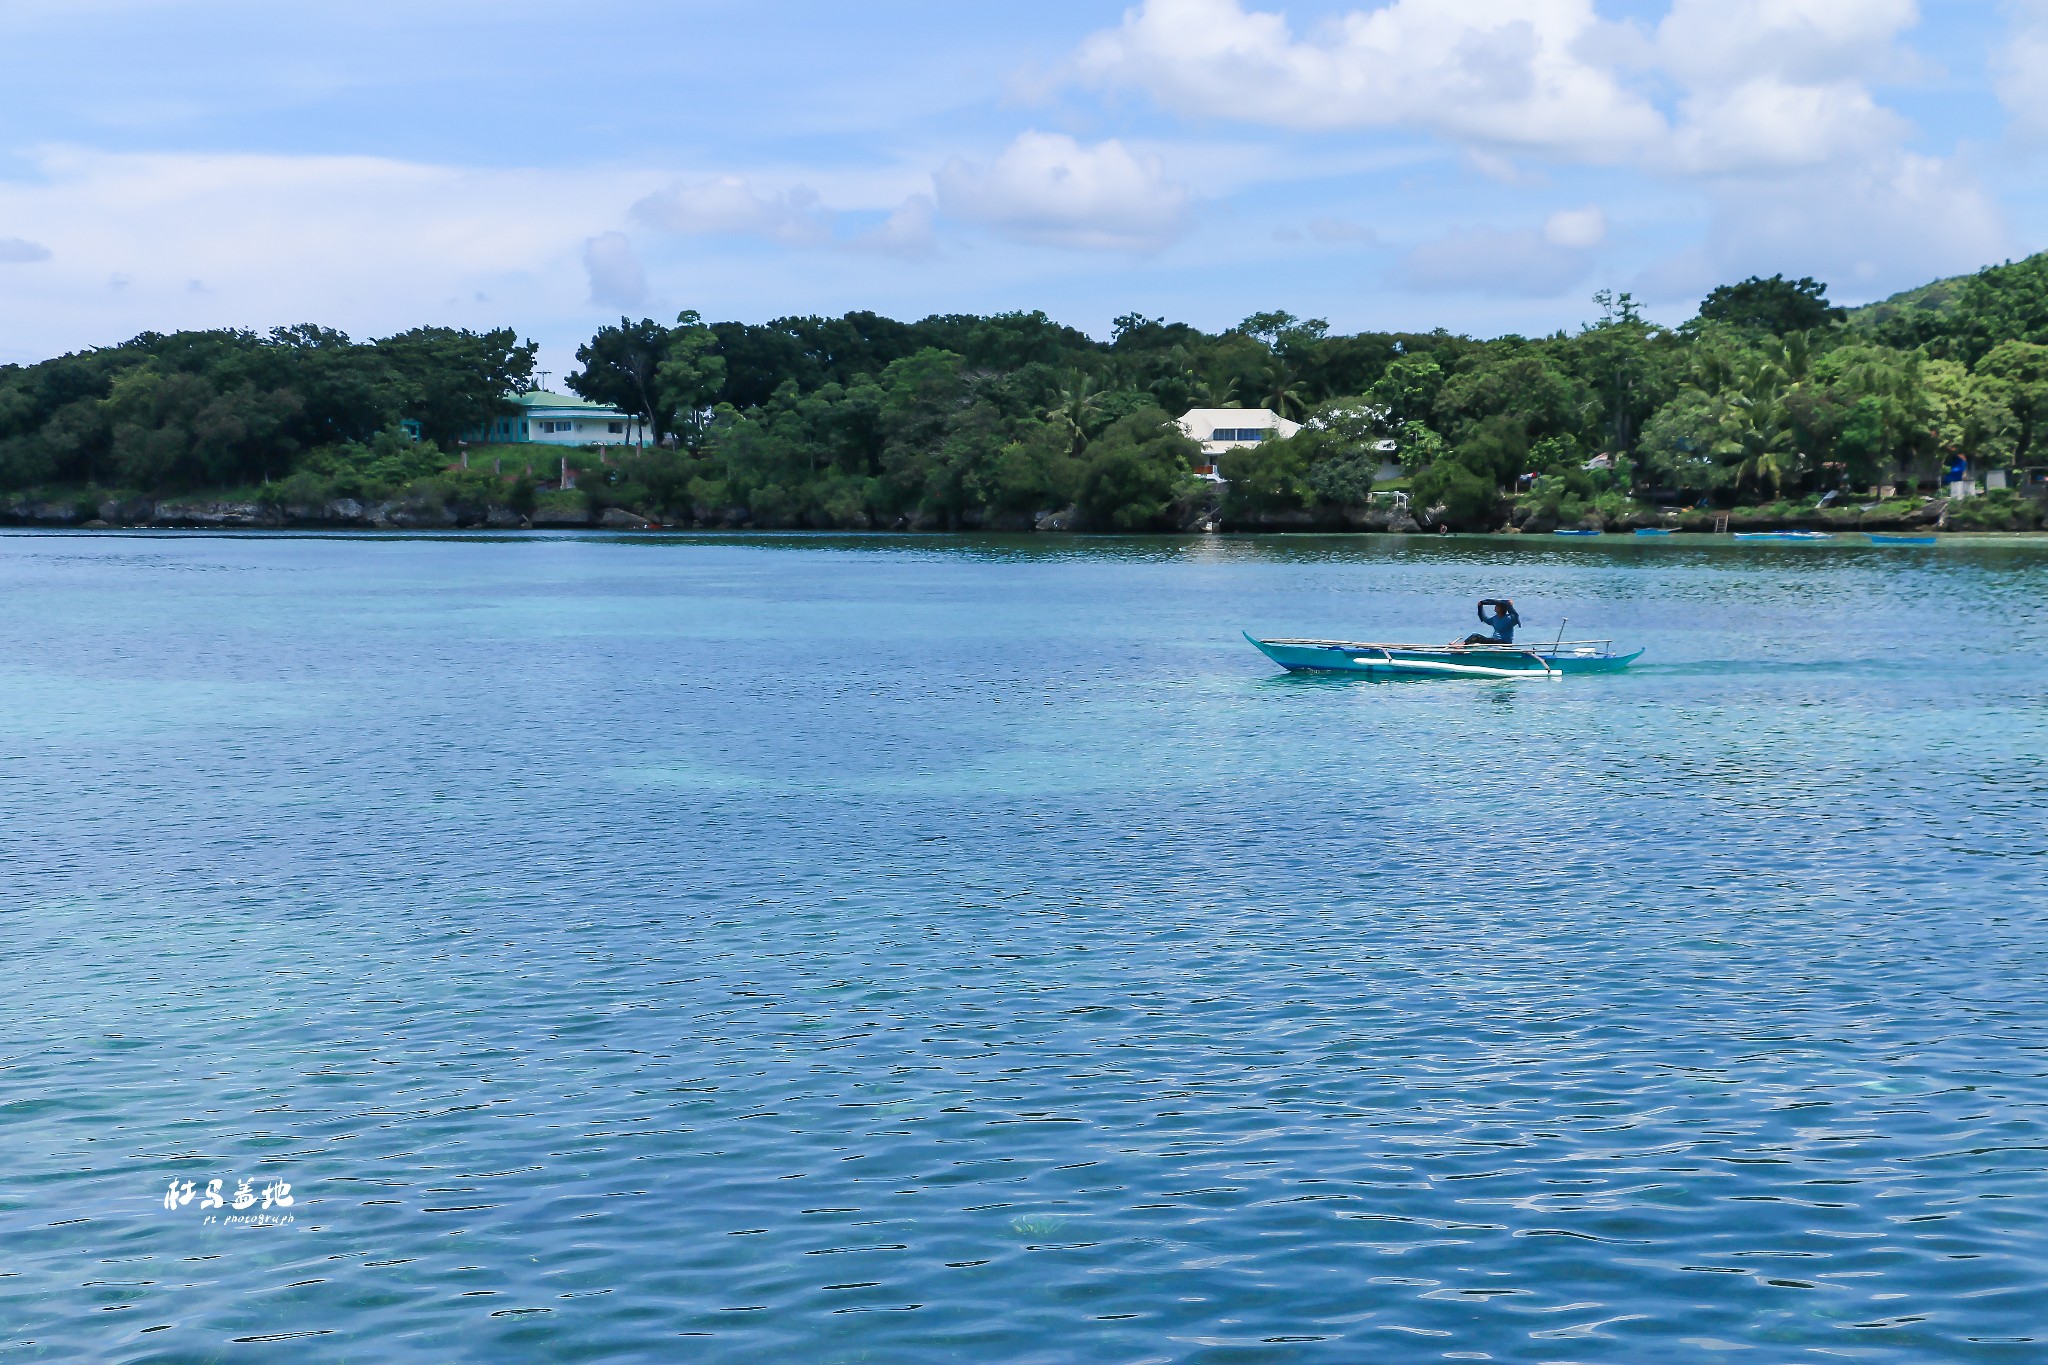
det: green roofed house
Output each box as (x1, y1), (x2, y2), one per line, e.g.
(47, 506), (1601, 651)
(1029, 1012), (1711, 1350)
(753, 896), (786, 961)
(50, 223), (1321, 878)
(467, 391), (648, 448)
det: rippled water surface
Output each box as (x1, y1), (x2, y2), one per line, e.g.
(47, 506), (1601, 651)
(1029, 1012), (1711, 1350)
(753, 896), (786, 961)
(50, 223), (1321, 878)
(4, 530), (2047, 1363)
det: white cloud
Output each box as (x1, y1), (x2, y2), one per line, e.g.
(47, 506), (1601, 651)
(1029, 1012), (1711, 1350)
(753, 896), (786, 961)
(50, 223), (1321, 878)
(1398, 224), (1596, 297)
(849, 194), (938, 259)
(0, 236), (53, 263)
(1614, 0), (1998, 303)
(1655, 0), (1919, 87)
(1636, 152), (2005, 304)
(582, 231), (645, 309)
(1995, 0), (2048, 138)
(630, 175), (833, 246)
(0, 147), (653, 364)
(1655, 0), (1920, 175)
(935, 131), (1190, 251)
(1073, 0), (1933, 182)
(1543, 205), (1605, 249)
(1668, 79), (1903, 176)
(1074, 0), (1665, 162)
(1070, 0), (2000, 307)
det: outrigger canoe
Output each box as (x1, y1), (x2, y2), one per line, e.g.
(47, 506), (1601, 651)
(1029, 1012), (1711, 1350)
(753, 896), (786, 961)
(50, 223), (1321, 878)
(1733, 530), (1834, 541)
(1246, 632), (1642, 679)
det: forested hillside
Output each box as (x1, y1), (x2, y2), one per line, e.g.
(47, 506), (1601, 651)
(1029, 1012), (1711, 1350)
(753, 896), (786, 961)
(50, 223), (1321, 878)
(8, 255), (2048, 531)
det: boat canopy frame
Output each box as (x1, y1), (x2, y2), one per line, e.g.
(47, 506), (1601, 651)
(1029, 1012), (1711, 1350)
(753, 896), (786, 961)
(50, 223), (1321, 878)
(1256, 637), (1620, 656)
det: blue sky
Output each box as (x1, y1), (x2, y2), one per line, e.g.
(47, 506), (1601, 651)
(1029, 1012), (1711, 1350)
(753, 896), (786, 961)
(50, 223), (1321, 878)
(3, 0), (2046, 375)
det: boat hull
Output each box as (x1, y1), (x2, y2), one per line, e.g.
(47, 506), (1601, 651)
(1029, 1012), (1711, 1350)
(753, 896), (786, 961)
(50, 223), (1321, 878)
(1247, 634), (1642, 677)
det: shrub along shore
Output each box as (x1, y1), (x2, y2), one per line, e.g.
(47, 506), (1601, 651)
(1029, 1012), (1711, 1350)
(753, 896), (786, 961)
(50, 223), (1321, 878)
(1, 482), (2025, 535)
(7, 259), (2048, 535)
(0, 478), (2023, 534)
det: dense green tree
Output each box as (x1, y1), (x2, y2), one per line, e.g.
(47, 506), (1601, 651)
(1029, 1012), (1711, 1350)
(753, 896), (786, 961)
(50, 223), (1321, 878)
(0, 397), (107, 487)
(568, 317), (676, 439)
(917, 311), (1097, 372)
(708, 320), (818, 410)
(103, 367), (302, 488)
(376, 326), (537, 447)
(1637, 389), (1727, 493)
(1974, 341), (2048, 466)
(1564, 291), (1676, 454)
(1076, 409), (1200, 530)
(18, 260), (2048, 527)
(1303, 451), (1376, 508)
(1871, 254), (2048, 363)
(1365, 354), (1444, 429)
(1434, 347), (1580, 444)
(1409, 460), (1500, 530)
(1288, 399), (1391, 508)
(653, 311), (728, 453)
(1218, 438), (1309, 518)
(966, 425), (1078, 517)
(875, 348), (977, 520)
(1806, 344), (1934, 487)
(248, 325), (408, 446)
(1923, 359), (2017, 472)
(1696, 275), (1846, 335)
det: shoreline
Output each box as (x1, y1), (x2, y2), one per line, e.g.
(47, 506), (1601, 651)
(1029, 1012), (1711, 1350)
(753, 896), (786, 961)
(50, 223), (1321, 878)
(5, 492), (2034, 536)
(7, 521), (2046, 544)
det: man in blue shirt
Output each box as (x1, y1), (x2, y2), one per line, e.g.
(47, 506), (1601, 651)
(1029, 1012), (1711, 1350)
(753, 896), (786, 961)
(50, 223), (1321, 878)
(1462, 599), (1519, 645)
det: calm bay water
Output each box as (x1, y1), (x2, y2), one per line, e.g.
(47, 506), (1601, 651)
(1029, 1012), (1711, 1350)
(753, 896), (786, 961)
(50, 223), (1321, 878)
(3, 530), (2047, 1363)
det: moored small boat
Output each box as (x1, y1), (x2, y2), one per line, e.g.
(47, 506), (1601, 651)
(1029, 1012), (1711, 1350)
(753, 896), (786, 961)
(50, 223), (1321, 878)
(1553, 528), (1603, 537)
(1866, 533), (1936, 545)
(1634, 528), (1675, 536)
(1246, 632), (1642, 679)
(1732, 530), (1835, 541)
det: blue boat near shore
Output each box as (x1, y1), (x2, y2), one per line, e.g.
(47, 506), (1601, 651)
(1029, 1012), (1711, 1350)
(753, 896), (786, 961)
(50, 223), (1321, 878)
(1553, 528), (1603, 537)
(1733, 530), (1835, 541)
(1247, 632), (1642, 679)
(1634, 527), (1675, 536)
(1867, 533), (1937, 545)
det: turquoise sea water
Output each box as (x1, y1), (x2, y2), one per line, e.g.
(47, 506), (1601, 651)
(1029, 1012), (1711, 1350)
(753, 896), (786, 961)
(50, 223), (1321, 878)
(3, 530), (2046, 1364)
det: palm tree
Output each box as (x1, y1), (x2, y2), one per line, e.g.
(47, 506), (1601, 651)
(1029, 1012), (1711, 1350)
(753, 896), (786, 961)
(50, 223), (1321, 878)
(1686, 348), (1736, 397)
(1715, 355), (1797, 497)
(1043, 371), (1105, 457)
(1776, 330), (1813, 383)
(1259, 364), (1308, 420)
(1734, 438), (1792, 497)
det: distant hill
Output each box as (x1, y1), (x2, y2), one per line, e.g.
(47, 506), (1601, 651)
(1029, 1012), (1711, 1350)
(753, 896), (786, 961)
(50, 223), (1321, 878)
(1847, 271), (1972, 329)
(1842, 249), (2048, 361)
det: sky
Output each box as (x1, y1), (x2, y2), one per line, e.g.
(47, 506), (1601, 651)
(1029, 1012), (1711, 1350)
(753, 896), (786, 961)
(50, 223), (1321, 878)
(3, 0), (2047, 376)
